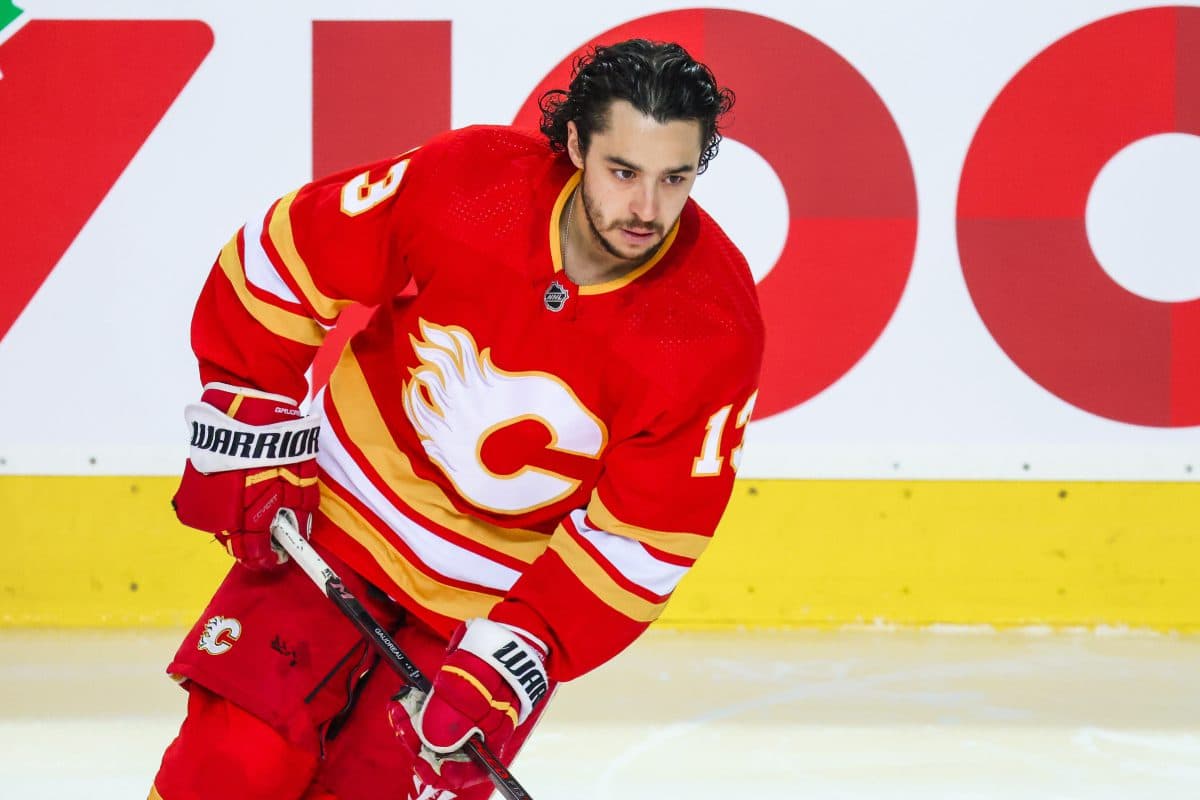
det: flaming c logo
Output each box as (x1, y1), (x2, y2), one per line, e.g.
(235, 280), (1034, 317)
(402, 320), (606, 515)
(197, 616), (242, 655)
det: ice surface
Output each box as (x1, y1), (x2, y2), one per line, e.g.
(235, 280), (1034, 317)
(1, 628), (1197, 798)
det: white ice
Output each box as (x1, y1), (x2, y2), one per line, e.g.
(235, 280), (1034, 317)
(1, 628), (1198, 798)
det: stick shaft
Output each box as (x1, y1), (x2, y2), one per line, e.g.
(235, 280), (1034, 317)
(271, 510), (532, 800)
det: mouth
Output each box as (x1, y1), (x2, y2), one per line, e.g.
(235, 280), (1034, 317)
(619, 227), (658, 245)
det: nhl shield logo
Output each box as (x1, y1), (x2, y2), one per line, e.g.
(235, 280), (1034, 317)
(543, 280), (569, 312)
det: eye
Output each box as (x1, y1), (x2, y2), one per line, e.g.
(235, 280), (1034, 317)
(613, 169), (635, 181)
(664, 174), (687, 186)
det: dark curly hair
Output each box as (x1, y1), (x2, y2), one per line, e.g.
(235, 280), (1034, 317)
(539, 39), (734, 174)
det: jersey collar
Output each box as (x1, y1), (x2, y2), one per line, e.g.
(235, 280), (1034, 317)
(548, 170), (680, 295)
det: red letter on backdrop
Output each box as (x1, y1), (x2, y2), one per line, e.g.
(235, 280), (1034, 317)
(511, 10), (917, 420)
(309, 20), (451, 393)
(312, 20), (451, 177)
(957, 7), (1200, 426)
(0, 20), (212, 343)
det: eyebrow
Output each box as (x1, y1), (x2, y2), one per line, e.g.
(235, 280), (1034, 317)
(605, 155), (696, 175)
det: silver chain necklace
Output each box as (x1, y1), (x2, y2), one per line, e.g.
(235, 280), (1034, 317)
(562, 187), (577, 269)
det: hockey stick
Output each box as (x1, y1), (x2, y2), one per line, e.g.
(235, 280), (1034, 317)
(270, 508), (534, 800)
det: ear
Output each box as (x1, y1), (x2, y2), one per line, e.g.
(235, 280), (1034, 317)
(566, 120), (585, 169)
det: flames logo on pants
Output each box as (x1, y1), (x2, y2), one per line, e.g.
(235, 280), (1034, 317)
(197, 615), (242, 655)
(410, 774), (458, 800)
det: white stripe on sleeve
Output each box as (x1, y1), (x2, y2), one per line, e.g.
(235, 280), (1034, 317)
(317, 416), (521, 592)
(567, 509), (689, 597)
(242, 210), (302, 305)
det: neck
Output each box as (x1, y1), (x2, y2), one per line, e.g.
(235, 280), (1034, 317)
(561, 189), (656, 286)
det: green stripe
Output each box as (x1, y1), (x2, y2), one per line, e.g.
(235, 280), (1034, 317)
(0, 2), (23, 35)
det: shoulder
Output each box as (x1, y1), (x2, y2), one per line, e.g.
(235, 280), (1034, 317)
(305, 126), (549, 194)
(622, 201), (765, 396)
(686, 200), (762, 333)
(657, 200), (764, 354)
(409, 125), (550, 176)
(395, 126), (559, 221)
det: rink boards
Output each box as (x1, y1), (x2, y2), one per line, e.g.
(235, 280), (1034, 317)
(1, 476), (1196, 632)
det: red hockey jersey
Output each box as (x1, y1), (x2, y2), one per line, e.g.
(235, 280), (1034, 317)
(190, 126), (764, 681)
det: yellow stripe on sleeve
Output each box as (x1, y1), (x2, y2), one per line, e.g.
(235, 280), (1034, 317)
(319, 481), (500, 622)
(216, 235), (325, 346)
(327, 346), (551, 564)
(267, 192), (358, 322)
(549, 524), (670, 623)
(586, 490), (710, 561)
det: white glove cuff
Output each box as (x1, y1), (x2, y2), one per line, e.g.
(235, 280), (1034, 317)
(457, 618), (549, 724)
(185, 400), (320, 473)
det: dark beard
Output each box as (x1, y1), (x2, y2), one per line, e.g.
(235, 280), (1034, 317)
(580, 180), (666, 267)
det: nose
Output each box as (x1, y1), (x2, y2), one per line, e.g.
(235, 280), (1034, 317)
(630, 181), (659, 225)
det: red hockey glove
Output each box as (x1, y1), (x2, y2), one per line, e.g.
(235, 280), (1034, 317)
(387, 618), (549, 792)
(172, 383), (320, 571)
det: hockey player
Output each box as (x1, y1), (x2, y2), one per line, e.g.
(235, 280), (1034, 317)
(151, 38), (764, 800)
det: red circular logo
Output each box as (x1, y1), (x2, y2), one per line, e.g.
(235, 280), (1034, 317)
(512, 9), (916, 419)
(958, 6), (1200, 427)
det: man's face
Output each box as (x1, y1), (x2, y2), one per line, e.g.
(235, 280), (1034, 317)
(568, 100), (702, 265)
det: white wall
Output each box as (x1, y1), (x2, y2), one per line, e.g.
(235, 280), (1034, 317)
(3, 0), (1198, 480)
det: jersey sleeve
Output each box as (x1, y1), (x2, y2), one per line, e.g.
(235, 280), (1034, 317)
(489, 332), (763, 682)
(190, 147), (431, 402)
